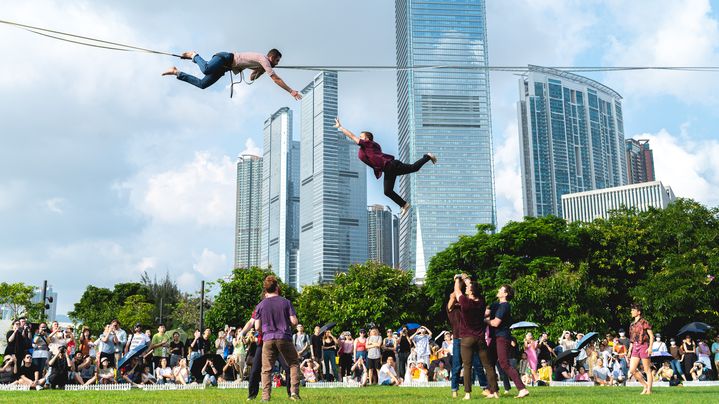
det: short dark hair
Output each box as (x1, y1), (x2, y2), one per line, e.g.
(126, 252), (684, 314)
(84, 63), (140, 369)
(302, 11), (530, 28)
(268, 48), (282, 59)
(631, 302), (643, 313)
(361, 131), (374, 141)
(501, 284), (515, 301)
(263, 275), (279, 294)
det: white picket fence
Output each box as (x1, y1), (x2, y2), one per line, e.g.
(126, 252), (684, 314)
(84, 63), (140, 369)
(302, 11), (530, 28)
(0, 384), (30, 391)
(141, 383), (206, 391)
(65, 384), (131, 391)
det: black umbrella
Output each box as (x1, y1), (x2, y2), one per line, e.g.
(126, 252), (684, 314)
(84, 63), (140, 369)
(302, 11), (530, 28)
(190, 354), (226, 382)
(650, 352), (674, 366)
(677, 322), (712, 336)
(553, 349), (580, 365)
(319, 322), (337, 335)
(509, 321), (539, 330)
(575, 332), (599, 351)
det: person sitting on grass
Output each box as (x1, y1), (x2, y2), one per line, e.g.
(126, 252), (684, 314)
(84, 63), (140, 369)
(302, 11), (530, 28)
(141, 366), (156, 384)
(351, 356), (368, 385)
(655, 361), (674, 382)
(173, 358), (191, 385)
(574, 366), (590, 382)
(202, 358), (219, 386)
(553, 360), (572, 381)
(220, 356), (238, 382)
(690, 361), (708, 381)
(433, 360), (449, 382)
(84, 356), (116, 385)
(11, 353), (41, 389)
(300, 358), (320, 383)
(537, 359), (552, 386)
(592, 358), (612, 386)
(155, 357), (175, 384)
(378, 356), (402, 386)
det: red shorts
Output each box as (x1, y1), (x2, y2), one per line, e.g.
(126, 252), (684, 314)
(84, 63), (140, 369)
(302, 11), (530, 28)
(631, 343), (650, 359)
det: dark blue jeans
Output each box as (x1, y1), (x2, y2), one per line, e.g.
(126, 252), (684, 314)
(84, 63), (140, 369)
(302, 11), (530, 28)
(452, 337), (488, 391)
(177, 52), (233, 89)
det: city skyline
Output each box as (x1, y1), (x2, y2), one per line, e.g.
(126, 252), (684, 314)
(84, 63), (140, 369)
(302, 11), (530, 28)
(5, 1), (719, 314)
(234, 155), (263, 269)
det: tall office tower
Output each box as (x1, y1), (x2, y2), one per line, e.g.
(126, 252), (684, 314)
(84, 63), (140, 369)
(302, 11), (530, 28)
(234, 154), (263, 269)
(392, 214), (399, 268)
(367, 205), (395, 266)
(395, 0), (496, 281)
(518, 65), (628, 218)
(261, 107), (300, 287)
(298, 71), (368, 286)
(625, 139), (655, 184)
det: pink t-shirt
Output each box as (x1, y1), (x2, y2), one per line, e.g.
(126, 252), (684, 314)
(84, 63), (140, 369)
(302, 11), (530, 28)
(231, 52), (275, 76)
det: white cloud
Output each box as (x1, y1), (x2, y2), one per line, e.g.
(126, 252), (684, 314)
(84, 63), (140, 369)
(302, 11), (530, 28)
(121, 152), (235, 226)
(193, 248), (228, 278)
(494, 122), (524, 227)
(239, 138), (261, 157)
(44, 197), (66, 214)
(176, 272), (198, 291)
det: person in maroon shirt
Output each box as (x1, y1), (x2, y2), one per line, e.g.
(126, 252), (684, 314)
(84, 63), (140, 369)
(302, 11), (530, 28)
(334, 117), (437, 215)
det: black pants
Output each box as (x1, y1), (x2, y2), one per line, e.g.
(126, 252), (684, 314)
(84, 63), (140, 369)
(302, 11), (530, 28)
(248, 342), (290, 399)
(397, 351), (410, 379)
(383, 155), (431, 208)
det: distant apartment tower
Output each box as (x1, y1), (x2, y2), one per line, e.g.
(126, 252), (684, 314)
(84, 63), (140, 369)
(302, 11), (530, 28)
(234, 154), (263, 269)
(562, 181), (675, 223)
(298, 71), (368, 286)
(392, 214), (399, 268)
(395, 0), (496, 281)
(518, 65), (628, 218)
(625, 139), (655, 184)
(260, 107), (300, 288)
(367, 205), (396, 267)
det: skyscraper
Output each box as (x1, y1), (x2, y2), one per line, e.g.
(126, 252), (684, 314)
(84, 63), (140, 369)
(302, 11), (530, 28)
(625, 139), (655, 184)
(298, 71), (368, 286)
(261, 107), (300, 288)
(234, 154), (263, 269)
(395, 0), (496, 281)
(367, 205), (395, 267)
(518, 65), (628, 218)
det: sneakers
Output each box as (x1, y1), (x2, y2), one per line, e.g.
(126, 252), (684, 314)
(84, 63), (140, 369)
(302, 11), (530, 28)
(400, 203), (411, 216)
(290, 394), (302, 401)
(426, 153), (437, 164)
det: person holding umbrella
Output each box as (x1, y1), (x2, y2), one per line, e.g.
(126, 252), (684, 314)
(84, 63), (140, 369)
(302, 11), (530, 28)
(627, 303), (654, 395)
(485, 285), (529, 399)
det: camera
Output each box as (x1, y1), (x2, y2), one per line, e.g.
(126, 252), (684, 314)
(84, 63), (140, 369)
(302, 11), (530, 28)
(59, 346), (67, 354)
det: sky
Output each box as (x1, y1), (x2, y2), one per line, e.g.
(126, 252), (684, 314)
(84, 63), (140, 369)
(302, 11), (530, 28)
(2, 0), (719, 315)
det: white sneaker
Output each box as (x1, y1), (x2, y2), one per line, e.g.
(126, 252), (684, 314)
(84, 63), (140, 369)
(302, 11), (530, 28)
(426, 153), (437, 164)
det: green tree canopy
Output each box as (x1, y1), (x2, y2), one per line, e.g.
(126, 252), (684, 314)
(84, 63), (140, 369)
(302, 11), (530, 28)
(0, 282), (42, 321)
(117, 295), (154, 329)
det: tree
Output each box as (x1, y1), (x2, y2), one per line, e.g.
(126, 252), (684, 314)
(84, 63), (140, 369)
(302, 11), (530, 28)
(117, 295), (154, 329)
(295, 261), (426, 332)
(0, 282), (42, 321)
(170, 293), (203, 330)
(68, 286), (115, 332)
(204, 267), (297, 332)
(141, 272), (182, 325)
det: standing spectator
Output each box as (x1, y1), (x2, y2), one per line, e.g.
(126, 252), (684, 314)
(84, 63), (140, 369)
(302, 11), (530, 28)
(618, 329), (631, 351)
(681, 334), (697, 377)
(31, 322), (50, 374)
(576, 332), (587, 369)
(232, 331), (248, 380)
(354, 329), (368, 364)
(65, 327), (77, 357)
(79, 327), (93, 356)
(410, 326), (432, 367)
(310, 326), (324, 380)
(396, 327), (411, 380)
(627, 303), (654, 395)
(253, 275), (301, 401)
(46, 321), (64, 355)
(110, 320), (127, 364)
(293, 324), (311, 361)
(454, 274), (498, 399)
(486, 284), (529, 399)
(169, 332), (185, 368)
(126, 323), (151, 354)
(382, 328), (397, 362)
(321, 330), (339, 381)
(592, 358), (611, 385)
(669, 338), (687, 381)
(338, 331), (354, 379)
(150, 324), (170, 370)
(188, 329), (205, 368)
(558, 331), (576, 353)
(697, 339), (712, 370)
(536, 333), (556, 364)
(215, 330), (227, 356)
(97, 324), (119, 367)
(651, 333), (668, 356)
(586, 345), (599, 379)
(524, 332), (539, 384)
(378, 356), (402, 386)
(712, 336), (719, 380)
(366, 327), (383, 384)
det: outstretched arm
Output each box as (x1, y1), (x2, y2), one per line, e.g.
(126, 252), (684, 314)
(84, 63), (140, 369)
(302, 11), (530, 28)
(334, 117), (360, 144)
(270, 74), (302, 100)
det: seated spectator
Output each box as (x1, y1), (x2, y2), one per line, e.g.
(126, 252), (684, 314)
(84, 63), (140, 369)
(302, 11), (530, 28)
(85, 356), (116, 385)
(201, 358), (218, 386)
(655, 361), (674, 382)
(433, 361), (448, 382)
(300, 358), (320, 383)
(518, 351), (532, 386)
(697, 339), (712, 370)
(12, 353), (41, 389)
(574, 366), (589, 382)
(141, 366), (156, 384)
(378, 357), (402, 386)
(121, 357), (143, 386)
(47, 347), (72, 389)
(173, 358), (191, 385)
(609, 356), (625, 385)
(537, 360), (552, 386)
(592, 358), (611, 386)
(0, 355), (16, 384)
(414, 362), (428, 382)
(351, 356), (368, 385)
(155, 357), (175, 384)
(78, 355), (96, 383)
(690, 361), (708, 381)
(220, 357), (237, 382)
(67, 352), (86, 385)
(552, 361), (572, 381)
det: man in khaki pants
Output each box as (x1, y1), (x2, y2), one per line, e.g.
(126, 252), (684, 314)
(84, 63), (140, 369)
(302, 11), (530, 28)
(253, 276), (300, 401)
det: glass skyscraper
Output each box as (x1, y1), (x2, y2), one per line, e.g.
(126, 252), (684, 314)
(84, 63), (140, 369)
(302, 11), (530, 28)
(518, 65), (628, 218)
(367, 205), (396, 267)
(298, 71), (367, 286)
(261, 107), (300, 288)
(395, 0), (496, 281)
(234, 154), (263, 269)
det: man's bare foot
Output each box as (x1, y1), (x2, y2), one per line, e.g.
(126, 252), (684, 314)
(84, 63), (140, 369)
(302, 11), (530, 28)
(162, 67), (179, 76)
(482, 390), (491, 397)
(516, 389), (529, 398)
(486, 393), (499, 399)
(452, 391), (458, 398)
(180, 51), (196, 60)
(462, 393), (471, 400)
(401, 203), (411, 216)
(426, 153), (437, 164)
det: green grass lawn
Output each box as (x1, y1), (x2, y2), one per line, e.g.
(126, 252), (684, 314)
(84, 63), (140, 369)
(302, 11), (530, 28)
(0, 386), (717, 403)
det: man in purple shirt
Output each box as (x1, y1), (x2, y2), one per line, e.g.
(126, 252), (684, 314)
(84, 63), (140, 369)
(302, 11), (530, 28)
(253, 276), (300, 401)
(334, 117), (437, 215)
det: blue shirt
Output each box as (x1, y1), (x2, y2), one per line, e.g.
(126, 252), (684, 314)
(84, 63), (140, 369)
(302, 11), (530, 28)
(491, 302), (512, 339)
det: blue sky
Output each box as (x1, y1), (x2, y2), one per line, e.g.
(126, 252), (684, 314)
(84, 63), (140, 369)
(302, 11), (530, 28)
(2, 0), (719, 315)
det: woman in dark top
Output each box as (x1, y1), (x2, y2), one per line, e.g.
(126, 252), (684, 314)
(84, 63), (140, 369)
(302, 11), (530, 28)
(397, 327), (412, 378)
(169, 332), (185, 368)
(454, 274), (498, 399)
(486, 285), (529, 399)
(322, 331), (339, 381)
(681, 334), (697, 377)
